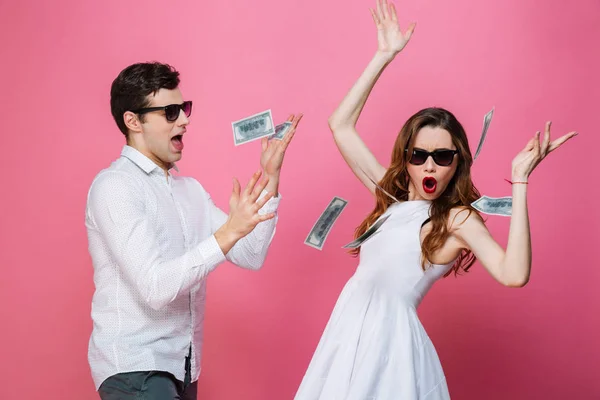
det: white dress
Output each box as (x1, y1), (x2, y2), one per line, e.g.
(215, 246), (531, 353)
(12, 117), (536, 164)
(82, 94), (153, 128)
(295, 200), (452, 400)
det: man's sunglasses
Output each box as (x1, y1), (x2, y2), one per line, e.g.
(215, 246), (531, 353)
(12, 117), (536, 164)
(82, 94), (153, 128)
(405, 148), (458, 166)
(131, 101), (192, 122)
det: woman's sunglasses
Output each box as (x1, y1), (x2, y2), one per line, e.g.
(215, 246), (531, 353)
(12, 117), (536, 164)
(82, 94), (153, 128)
(131, 101), (192, 122)
(405, 148), (458, 166)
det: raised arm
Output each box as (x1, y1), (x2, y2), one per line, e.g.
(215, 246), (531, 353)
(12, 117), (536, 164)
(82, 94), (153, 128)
(453, 122), (577, 286)
(209, 171), (281, 271)
(328, 0), (416, 194)
(88, 171), (275, 310)
(87, 172), (228, 310)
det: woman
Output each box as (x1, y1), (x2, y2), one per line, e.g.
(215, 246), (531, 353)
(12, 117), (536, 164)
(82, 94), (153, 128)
(294, 0), (577, 399)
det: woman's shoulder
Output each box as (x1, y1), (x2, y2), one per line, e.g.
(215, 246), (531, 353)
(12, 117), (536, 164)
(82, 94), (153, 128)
(447, 205), (484, 232)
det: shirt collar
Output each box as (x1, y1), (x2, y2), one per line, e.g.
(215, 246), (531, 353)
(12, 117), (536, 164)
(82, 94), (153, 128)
(120, 145), (179, 174)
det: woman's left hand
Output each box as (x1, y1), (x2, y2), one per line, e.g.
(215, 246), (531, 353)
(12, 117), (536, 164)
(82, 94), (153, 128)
(511, 121), (577, 181)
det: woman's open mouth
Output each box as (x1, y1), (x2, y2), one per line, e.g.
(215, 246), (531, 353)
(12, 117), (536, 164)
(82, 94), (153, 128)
(422, 177), (437, 194)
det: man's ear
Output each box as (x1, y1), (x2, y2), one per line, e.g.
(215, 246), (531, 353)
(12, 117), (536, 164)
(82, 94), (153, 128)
(124, 111), (143, 133)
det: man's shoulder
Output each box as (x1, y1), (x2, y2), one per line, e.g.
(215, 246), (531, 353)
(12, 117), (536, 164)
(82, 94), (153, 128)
(88, 159), (144, 197)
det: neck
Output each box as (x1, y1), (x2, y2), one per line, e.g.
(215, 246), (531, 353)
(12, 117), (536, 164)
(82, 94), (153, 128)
(126, 141), (171, 177)
(407, 181), (426, 201)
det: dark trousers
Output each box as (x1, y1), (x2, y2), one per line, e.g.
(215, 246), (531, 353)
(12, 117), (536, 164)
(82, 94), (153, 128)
(98, 348), (196, 399)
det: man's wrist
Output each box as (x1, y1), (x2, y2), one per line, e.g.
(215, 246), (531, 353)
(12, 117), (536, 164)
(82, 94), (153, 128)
(265, 171), (281, 180)
(214, 224), (242, 254)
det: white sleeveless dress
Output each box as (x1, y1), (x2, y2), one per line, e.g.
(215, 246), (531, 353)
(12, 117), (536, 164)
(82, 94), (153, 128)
(295, 200), (452, 400)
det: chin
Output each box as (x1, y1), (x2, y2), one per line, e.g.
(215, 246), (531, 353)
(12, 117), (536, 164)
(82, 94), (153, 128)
(167, 151), (182, 162)
(415, 186), (439, 200)
(423, 193), (440, 201)
(425, 186), (450, 201)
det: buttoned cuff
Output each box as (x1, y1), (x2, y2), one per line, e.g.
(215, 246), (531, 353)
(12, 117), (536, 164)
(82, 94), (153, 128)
(258, 189), (281, 215)
(194, 234), (227, 271)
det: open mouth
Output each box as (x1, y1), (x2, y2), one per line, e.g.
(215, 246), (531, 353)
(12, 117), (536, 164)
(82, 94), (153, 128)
(422, 177), (437, 194)
(171, 134), (184, 151)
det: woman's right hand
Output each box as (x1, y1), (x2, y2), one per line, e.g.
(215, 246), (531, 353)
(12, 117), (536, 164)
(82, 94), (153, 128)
(370, 0), (416, 59)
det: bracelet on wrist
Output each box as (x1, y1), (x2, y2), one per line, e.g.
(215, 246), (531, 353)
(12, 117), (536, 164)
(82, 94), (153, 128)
(504, 178), (528, 185)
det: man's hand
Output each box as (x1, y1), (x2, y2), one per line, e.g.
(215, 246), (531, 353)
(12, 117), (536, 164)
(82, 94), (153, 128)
(214, 170), (275, 254)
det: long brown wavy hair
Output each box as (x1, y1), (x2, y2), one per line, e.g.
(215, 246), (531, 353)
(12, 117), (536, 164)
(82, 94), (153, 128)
(350, 107), (482, 276)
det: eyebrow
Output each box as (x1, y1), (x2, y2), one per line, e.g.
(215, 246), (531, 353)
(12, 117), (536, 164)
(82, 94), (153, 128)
(413, 147), (456, 152)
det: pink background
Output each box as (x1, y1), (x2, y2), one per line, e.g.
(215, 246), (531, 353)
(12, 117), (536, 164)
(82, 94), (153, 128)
(1, 0), (599, 399)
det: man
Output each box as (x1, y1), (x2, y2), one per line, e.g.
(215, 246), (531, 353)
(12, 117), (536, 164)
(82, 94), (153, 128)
(85, 61), (302, 399)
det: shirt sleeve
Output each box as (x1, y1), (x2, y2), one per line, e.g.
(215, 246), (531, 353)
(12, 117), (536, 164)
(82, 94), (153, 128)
(206, 189), (280, 270)
(87, 171), (226, 310)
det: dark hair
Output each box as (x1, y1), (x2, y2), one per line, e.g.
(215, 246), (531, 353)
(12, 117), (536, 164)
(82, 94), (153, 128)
(110, 62), (180, 137)
(350, 107), (482, 276)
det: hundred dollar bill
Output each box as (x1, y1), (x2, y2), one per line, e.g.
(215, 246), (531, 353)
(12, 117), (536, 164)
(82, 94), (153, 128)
(473, 107), (495, 161)
(304, 197), (348, 250)
(357, 164), (399, 203)
(232, 109), (275, 146)
(270, 121), (292, 140)
(342, 214), (391, 249)
(471, 195), (512, 217)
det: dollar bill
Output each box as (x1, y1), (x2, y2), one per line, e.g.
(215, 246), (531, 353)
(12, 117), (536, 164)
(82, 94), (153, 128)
(304, 197), (348, 250)
(232, 109), (275, 146)
(342, 214), (391, 249)
(357, 164), (399, 203)
(473, 107), (495, 161)
(471, 195), (512, 217)
(270, 121), (292, 140)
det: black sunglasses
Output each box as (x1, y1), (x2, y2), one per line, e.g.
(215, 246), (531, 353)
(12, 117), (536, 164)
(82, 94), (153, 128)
(405, 148), (458, 166)
(131, 101), (192, 122)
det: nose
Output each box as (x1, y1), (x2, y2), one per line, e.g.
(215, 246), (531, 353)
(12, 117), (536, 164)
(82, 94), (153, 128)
(423, 155), (436, 173)
(177, 108), (190, 126)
